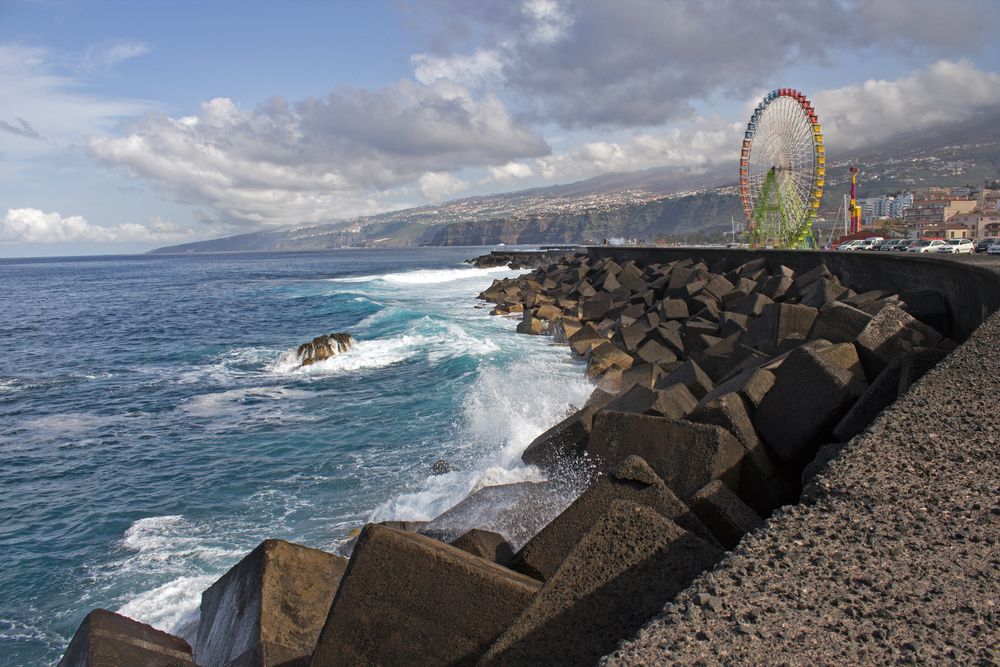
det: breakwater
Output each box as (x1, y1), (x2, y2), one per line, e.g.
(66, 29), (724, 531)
(56, 249), (999, 666)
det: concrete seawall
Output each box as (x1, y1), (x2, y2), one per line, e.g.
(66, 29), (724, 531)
(583, 249), (1000, 665)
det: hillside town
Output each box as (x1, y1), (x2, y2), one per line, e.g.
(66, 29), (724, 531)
(835, 183), (1000, 242)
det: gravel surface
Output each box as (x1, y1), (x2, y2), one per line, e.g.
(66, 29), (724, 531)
(604, 257), (1000, 666)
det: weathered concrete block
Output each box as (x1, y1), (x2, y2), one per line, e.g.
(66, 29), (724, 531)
(379, 520), (428, 532)
(855, 303), (944, 378)
(659, 297), (689, 320)
(481, 501), (721, 666)
(689, 479), (763, 550)
(730, 292), (774, 317)
(568, 322), (605, 356)
(833, 347), (948, 442)
(899, 289), (950, 338)
(700, 367), (775, 411)
(619, 362), (663, 391)
(616, 321), (647, 352)
(515, 316), (545, 335)
(586, 341), (635, 377)
(534, 303), (563, 321)
(689, 392), (788, 515)
(636, 338), (677, 365)
(419, 481), (567, 549)
(815, 341), (867, 389)
(809, 301), (873, 343)
(59, 609), (196, 667)
(798, 276), (849, 309)
(604, 384), (659, 414)
(651, 383), (698, 420)
(195, 539), (348, 667)
(311, 525), (540, 667)
(754, 347), (859, 465)
(450, 529), (515, 567)
(588, 411), (743, 500)
(521, 390), (615, 467)
(581, 292), (614, 321)
(511, 456), (713, 581)
(656, 359), (714, 400)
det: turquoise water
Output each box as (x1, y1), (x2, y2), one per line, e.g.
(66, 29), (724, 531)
(0, 248), (593, 666)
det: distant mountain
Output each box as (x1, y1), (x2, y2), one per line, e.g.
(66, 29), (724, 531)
(151, 110), (1000, 253)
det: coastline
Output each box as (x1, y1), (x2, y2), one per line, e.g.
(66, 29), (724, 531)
(52, 248), (1000, 665)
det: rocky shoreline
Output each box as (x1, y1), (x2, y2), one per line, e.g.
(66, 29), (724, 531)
(58, 249), (996, 666)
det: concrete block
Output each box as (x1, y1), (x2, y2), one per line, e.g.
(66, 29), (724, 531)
(619, 363), (663, 391)
(586, 341), (635, 377)
(809, 301), (873, 344)
(588, 411), (743, 500)
(650, 383), (698, 420)
(659, 298), (689, 320)
(754, 347), (859, 465)
(604, 384), (659, 414)
(730, 292), (773, 317)
(450, 529), (515, 567)
(567, 322), (607, 357)
(581, 292), (614, 321)
(521, 390), (615, 467)
(419, 481), (567, 550)
(656, 359), (714, 400)
(59, 609), (196, 667)
(689, 392), (789, 515)
(481, 502), (721, 666)
(701, 367), (775, 411)
(511, 456), (712, 581)
(689, 479), (763, 550)
(855, 303), (944, 378)
(815, 341), (867, 389)
(311, 525), (540, 667)
(515, 316), (545, 335)
(616, 321), (647, 352)
(636, 338), (677, 365)
(195, 539), (348, 667)
(833, 347), (948, 442)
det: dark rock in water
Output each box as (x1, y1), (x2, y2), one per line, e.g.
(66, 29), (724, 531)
(431, 459), (454, 475)
(296, 332), (353, 367)
(481, 501), (722, 666)
(58, 609), (196, 667)
(588, 411), (743, 501)
(689, 479), (763, 550)
(754, 347), (860, 466)
(512, 456), (714, 581)
(450, 528), (515, 566)
(311, 524), (540, 667)
(194, 539), (348, 667)
(419, 481), (570, 550)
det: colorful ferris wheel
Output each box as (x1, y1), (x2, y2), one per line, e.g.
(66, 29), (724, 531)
(739, 89), (825, 248)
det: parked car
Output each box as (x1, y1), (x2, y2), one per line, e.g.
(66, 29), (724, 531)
(892, 239), (918, 251)
(936, 239), (975, 254)
(974, 237), (999, 253)
(988, 242), (1000, 255)
(857, 237), (885, 251)
(908, 239), (946, 253)
(837, 240), (864, 251)
(879, 239), (903, 251)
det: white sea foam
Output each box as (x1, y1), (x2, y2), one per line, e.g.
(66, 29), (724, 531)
(370, 357), (593, 523)
(178, 386), (315, 419)
(329, 265), (514, 286)
(117, 575), (216, 636)
(19, 412), (117, 435)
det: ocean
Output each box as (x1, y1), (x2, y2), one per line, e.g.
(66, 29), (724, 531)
(0, 248), (593, 666)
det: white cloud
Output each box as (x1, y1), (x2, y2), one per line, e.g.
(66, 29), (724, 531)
(89, 81), (548, 226)
(815, 59), (1000, 150)
(411, 50), (503, 86)
(419, 172), (468, 202)
(0, 43), (156, 158)
(488, 161), (535, 182)
(82, 40), (151, 70)
(0, 208), (193, 244)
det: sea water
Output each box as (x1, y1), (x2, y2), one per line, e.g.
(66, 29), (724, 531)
(0, 248), (593, 666)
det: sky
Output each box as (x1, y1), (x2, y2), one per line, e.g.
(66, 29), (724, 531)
(1, 0), (999, 256)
